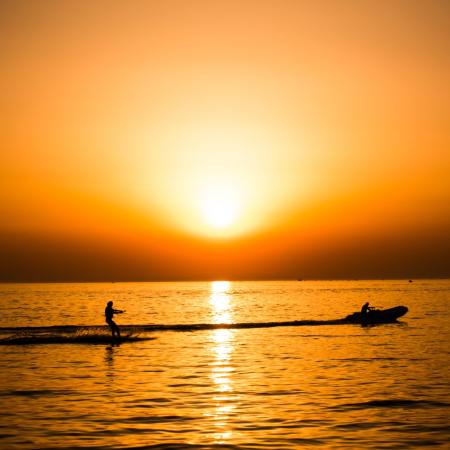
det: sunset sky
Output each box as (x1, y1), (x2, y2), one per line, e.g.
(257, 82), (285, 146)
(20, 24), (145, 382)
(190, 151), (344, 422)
(1, 0), (449, 281)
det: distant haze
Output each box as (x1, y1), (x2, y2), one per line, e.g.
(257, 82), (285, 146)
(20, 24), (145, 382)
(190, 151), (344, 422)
(1, 0), (449, 281)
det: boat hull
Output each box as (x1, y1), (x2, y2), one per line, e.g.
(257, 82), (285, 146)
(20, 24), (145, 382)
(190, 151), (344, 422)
(344, 306), (408, 324)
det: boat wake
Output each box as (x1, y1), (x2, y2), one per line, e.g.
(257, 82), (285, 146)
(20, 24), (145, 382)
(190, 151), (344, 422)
(0, 319), (345, 338)
(0, 329), (156, 345)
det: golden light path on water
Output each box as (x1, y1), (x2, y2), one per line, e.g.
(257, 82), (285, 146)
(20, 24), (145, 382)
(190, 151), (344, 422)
(209, 281), (232, 324)
(207, 281), (237, 443)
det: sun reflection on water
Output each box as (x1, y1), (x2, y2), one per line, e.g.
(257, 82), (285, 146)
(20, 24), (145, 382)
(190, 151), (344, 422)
(210, 281), (232, 324)
(206, 281), (238, 443)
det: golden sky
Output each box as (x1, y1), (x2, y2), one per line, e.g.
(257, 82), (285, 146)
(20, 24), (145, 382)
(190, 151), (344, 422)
(1, 0), (449, 281)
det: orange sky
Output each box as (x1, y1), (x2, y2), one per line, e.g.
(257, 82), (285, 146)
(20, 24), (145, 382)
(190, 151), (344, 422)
(1, 0), (449, 281)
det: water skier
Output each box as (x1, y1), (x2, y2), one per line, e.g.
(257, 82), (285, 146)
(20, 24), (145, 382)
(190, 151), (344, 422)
(105, 301), (124, 340)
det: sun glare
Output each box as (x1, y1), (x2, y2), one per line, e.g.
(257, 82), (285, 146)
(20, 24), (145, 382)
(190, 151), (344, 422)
(201, 188), (239, 230)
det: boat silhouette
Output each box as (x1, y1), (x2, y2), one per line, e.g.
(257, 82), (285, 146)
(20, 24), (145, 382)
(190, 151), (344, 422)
(344, 306), (408, 324)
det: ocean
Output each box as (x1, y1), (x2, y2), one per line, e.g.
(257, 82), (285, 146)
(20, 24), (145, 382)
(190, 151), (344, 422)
(0, 280), (449, 449)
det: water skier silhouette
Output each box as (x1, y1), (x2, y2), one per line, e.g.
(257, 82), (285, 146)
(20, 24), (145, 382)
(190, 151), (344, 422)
(105, 301), (124, 340)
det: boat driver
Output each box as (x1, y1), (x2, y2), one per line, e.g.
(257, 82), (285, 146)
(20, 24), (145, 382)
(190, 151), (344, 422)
(361, 301), (374, 317)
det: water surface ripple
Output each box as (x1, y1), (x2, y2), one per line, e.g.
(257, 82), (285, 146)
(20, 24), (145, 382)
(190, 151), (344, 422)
(0, 280), (449, 449)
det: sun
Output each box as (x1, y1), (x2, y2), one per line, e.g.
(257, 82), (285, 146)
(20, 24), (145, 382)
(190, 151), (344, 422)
(202, 199), (236, 228)
(200, 187), (239, 230)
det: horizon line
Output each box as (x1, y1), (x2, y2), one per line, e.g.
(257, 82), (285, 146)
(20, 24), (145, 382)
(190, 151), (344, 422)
(1, 277), (449, 284)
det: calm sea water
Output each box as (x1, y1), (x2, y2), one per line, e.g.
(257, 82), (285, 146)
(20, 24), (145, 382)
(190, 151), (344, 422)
(0, 280), (449, 449)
